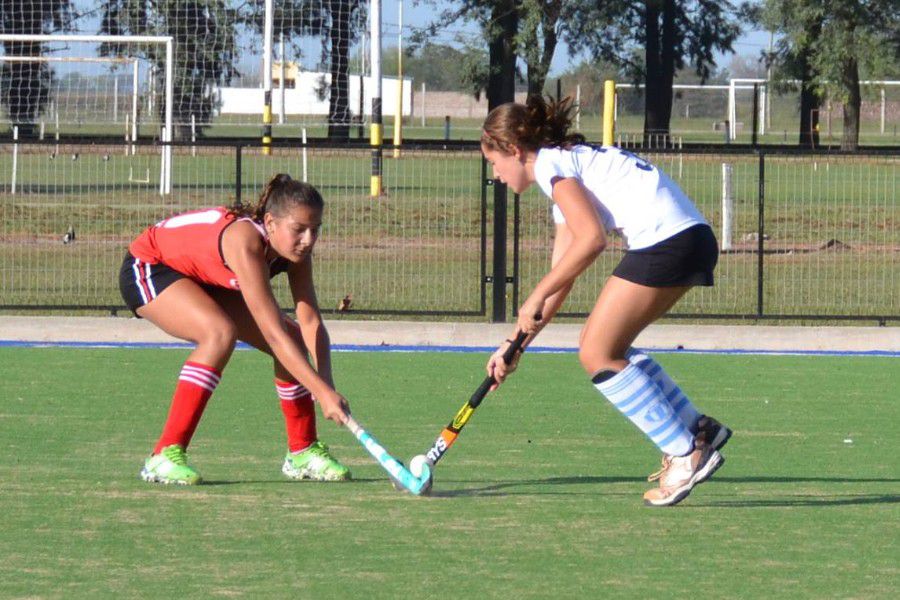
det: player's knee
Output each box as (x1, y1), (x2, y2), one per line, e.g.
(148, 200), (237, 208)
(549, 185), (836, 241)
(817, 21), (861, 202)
(578, 344), (617, 374)
(199, 319), (237, 352)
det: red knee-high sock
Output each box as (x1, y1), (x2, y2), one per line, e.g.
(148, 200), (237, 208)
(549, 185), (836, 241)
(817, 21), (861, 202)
(153, 361), (221, 454)
(276, 379), (317, 453)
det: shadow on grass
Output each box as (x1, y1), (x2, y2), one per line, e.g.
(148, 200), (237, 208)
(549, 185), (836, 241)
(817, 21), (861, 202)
(713, 476), (900, 484)
(425, 474), (900, 502)
(198, 475), (899, 507)
(199, 477), (384, 486)
(694, 494), (900, 508)
(429, 475), (644, 498)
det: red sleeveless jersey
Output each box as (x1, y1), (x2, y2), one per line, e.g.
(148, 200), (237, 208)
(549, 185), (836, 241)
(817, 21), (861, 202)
(129, 207), (286, 290)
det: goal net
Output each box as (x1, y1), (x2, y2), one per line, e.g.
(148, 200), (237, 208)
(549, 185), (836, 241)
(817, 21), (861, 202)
(1, 2), (372, 139)
(0, 34), (174, 193)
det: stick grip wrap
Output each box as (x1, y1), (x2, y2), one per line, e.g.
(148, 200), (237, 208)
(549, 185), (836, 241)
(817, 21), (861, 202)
(469, 329), (529, 409)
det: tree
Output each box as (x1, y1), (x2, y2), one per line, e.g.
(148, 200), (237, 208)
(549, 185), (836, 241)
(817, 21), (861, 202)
(417, 1), (520, 109)
(485, 0), (519, 108)
(99, 0), (237, 140)
(760, 0), (899, 150)
(382, 41), (489, 95)
(416, 1), (593, 109)
(815, 1), (898, 150)
(554, 58), (623, 116)
(0, 0), (73, 137)
(566, 0), (742, 143)
(518, 0), (563, 96)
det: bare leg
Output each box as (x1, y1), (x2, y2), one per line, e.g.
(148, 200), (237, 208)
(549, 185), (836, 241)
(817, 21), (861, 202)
(206, 288), (303, 379)
(577, 276), (690, 375)
(136, 279), (237, 463)
(207, 290), (323, 457)
(137, 279), (238, 370)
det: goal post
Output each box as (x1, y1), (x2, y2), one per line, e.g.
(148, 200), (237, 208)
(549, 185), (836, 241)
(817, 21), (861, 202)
(0, 55), (140, 135)
(0, 33), (174, 194)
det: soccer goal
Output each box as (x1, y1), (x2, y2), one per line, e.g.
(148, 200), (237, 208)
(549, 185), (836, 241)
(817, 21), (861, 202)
(0, 34), (174, 194)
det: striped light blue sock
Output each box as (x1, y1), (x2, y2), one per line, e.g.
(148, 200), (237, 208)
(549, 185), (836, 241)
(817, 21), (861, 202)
(626, 348), (702, 433)
(593, 364), (694, 456)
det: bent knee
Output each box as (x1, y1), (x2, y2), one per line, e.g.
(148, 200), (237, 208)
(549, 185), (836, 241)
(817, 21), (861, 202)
(578, 345), (624, 375)
(197, 319), (238, 351)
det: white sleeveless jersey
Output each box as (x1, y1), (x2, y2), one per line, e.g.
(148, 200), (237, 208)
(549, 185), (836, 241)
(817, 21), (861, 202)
(533, 145), (707, 250)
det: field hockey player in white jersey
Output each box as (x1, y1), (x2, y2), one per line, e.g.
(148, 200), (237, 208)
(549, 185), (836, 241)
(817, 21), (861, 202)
(481, 95), (732, 507)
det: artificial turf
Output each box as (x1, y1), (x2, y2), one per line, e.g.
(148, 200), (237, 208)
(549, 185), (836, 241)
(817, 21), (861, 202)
(0, 347), (897, 598)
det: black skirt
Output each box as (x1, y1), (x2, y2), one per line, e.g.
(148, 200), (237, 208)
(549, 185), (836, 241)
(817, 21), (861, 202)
(612, 224), (718, 287)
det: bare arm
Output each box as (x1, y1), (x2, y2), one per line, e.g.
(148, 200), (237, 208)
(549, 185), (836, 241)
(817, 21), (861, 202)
(221, 222), (348, 423)
(517, 177), (607, 334)
(487, 223), (577, 387)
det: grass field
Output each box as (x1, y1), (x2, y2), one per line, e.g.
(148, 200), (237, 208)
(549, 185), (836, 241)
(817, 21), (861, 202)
(1, 347), (897, 598)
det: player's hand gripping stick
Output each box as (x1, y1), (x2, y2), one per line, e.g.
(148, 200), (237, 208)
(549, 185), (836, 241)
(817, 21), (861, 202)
(421, 329), (530, 468)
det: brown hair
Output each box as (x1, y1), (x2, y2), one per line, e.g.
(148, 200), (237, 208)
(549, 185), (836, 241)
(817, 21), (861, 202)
(230, 173), (324, 221)
(481, 94), (585, 154)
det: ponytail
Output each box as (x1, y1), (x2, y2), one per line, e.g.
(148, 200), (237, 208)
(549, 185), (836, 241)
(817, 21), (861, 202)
(481, 94), (585, 154)
(229, 173), (324, 221)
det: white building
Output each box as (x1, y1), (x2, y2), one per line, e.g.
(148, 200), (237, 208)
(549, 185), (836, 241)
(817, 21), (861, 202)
(215, 70), (413, 117)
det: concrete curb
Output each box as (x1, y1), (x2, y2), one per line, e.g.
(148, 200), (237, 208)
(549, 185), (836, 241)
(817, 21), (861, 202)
(1, 316), (898, 352)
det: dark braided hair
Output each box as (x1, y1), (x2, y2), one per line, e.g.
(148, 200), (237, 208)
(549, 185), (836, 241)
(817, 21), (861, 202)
(229, 173), (324, 221)
(481, 94), (585, 154)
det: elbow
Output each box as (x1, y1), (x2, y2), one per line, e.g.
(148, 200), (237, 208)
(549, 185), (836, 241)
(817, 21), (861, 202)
(588, 236), (606, 257)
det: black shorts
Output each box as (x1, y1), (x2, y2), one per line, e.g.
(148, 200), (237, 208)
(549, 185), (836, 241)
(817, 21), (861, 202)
(119, 252), (185, 315)
(612, 224), (718, 287)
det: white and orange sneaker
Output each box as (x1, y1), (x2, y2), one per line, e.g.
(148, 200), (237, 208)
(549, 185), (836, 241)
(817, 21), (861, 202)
(646, 415), (731, 483)
(643, 440), (723, 507)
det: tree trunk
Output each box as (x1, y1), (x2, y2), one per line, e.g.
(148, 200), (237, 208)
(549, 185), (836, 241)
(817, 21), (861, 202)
(797, 21), (821, 148)
(487, 1), (518, 111)
(327, 1), (351, 140)
(798, 82), (821, 148)
(658, 0), (676, 144)
(525, 3), (560, 98)
(643, 1), (674, 145)
(840, 57), (860, 151)
(526, 31), (557, 97)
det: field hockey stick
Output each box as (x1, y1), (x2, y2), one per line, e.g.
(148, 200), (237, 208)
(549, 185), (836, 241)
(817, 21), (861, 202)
(345, 415), (432, 496)
(420, 329), (530, 467)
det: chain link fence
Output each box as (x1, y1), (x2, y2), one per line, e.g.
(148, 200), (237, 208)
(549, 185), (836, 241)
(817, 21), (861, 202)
(1, 140), (897, 323)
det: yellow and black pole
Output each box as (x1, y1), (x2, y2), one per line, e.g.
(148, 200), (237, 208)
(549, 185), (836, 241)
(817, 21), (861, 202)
(370, 0), (383, 196)
(602, 79), (615, 147)
(262, 0), (274, 156)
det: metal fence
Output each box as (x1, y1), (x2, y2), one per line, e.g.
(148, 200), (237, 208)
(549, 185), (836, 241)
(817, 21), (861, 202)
(1, 139), (897, 324)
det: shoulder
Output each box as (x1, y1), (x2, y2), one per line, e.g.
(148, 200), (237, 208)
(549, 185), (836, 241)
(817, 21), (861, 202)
(223, 218), (266, 253)
(533, 147), (582, 194)
(535, 146), (566, 166)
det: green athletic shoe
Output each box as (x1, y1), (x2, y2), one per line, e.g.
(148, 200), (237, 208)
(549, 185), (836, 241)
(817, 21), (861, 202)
(282, 441), (351, 481)
(140, 444), (202, 485)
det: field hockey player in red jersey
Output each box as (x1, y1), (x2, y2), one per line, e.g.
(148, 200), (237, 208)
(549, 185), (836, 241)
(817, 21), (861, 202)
(120, 173), (351, 485)
(481, 96), (732, 507)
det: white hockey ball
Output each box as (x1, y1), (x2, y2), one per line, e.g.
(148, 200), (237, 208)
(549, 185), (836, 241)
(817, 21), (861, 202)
(409, 454), (430, 478)
(409, 454), (433, 495)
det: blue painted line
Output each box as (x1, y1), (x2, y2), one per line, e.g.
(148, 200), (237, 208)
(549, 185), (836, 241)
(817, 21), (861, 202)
(0, 339), (897, 357)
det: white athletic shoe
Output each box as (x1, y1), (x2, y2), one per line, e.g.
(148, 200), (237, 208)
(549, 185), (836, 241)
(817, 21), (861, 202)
(643, 440), (723, 507)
